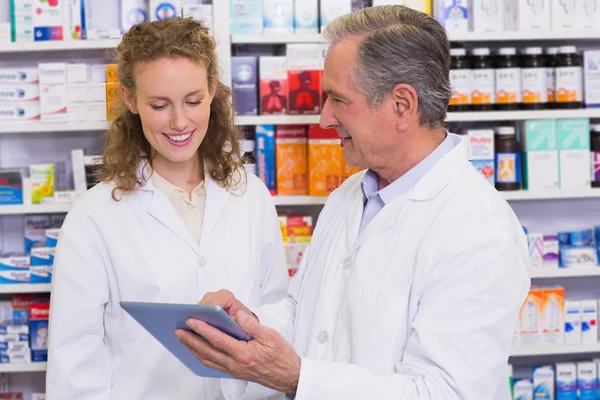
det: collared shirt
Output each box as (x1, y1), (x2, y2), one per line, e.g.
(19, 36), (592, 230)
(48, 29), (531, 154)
(359, 132), (458, 232)
(150, 170), (206, 245)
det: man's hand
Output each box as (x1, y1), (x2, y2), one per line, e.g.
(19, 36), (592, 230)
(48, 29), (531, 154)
(175, 310), (301, 396)
(199, 289), (255, 319)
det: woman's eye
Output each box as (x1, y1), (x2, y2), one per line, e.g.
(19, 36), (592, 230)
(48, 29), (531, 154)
(151, 105), (166, 110)
(187, 101), (201, 106)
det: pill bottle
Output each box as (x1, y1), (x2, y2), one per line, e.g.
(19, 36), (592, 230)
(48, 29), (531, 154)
(591, 125), (600, 188)
(545, 47), (559, 107)
(495, 47), (521, 111)
(448, 48), (471, 112)
(240, 140), (257, 176)
(495, 126), (521, 191)
(521, 47), (548, 110)
(555, 46), (582, 109)
(470, 48), (495, 111)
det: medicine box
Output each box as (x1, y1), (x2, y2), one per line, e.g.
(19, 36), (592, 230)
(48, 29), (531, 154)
(0, 84), (39, 102)
(435, 0), (469, 32)
(533, 365), (555, 400)
(260, 56), (288, 115)
(581, 299), (598, 344)
(565, 300), (582, 345)
(287, 44), (321, 115)
(39, 63), (67, 123)
(30, 163), (54, 205)
(504, 0), (551, 31)
(541, 286), (564, 345)
(466, 129), (494, 185)
(520, 288), (544, 345)
(320, 0), (351, 32)
(0, 68), (38, 84)
(29, 302), (49, 362)
(556, 363), (577, 400)
(32, 0), (64, 41)
(577, 362), (598, 400)
(232, 56), (258, 116)
(230, 0), (263, 34)
(522, 120), (559, 190)
(579, 0), (600, 30)
(0, 254), (30, 285)
(469, 0), (503, 33)
(149, 0), (181, 21)
(120, 0), (148, 33)
(294, 0), (318, 33)
(256, 125), (276, 195)
(276, 125), (308, 195)
(584, 51), (600, 108)
(0, 170), (23, 205)
(83, 0), (121, 39)
(308, 125), (341, 196)
(557, 119), (591, 189)
(263, 0), (293, 34)
(551, 0), (579, 30)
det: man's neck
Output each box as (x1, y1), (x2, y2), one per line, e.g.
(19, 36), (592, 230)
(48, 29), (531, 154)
(152, 153), (204, 195)
(376, 127), (447, 190)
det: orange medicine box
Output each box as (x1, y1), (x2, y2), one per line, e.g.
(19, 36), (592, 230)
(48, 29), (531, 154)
(276, 125), (308, 195)
(106, 64), (119, 83)
(308, 125), (341, 196)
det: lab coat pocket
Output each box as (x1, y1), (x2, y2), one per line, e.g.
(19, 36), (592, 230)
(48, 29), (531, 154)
(347, 276), (409, 375)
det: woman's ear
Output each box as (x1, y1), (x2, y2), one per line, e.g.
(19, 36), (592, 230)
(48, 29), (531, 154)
(121, 86), (138, 114)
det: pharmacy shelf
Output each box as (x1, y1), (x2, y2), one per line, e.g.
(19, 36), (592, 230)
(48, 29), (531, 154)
(511, 344), (600, 357)
(0, 121), (110, 134)
(530, 268), (600, 279)
(446, 109), (600, 122)
(0, 39), (120, 53)
(503, 188), (600, 201)
(0, 204), (71, 216)
(236, 109), (600, 126)
(231, 31), (600, 44)
(235, 115), (320, 126)
(0, 284), (51, 294)
(274, 196), (329, 206)
(449, 30), (600, 42)
(231, 34), (323, 44)
(0, 363), (47, 373)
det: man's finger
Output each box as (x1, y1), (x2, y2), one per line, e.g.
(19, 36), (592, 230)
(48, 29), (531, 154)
(186, 319), (244, 355)
(235, 311), (267, 339)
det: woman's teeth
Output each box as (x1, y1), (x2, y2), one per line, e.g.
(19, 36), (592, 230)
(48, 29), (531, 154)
(166, 132), (192, 142)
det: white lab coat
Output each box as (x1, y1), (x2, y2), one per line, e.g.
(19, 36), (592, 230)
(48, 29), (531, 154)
(226, 133), (530, 400)
(46, 168), (289, 400)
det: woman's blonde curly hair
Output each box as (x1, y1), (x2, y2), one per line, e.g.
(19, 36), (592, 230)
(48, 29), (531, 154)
(97, 17), (242, 201)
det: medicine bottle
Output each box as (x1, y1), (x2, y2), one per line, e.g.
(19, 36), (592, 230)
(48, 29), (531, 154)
(495, 47), (521, 111)
(545, 47), (558, 107)
(591, 125), (600, 188)
(555, 46), (582, 109)
(470, 48), (495, 111)
(448, 48), (471, 112)
(521, 47), (548, 110)
(495, 127), (521, 191)
(240, 140), (257, 176)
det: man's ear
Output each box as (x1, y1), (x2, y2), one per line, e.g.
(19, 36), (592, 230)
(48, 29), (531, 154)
(392, 83), (418, 131)
(121, 86), (138, 114)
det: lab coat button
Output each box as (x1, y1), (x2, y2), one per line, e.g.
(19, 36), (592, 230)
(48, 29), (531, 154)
(316, 331), (329, 344)
(197, 257), (207, 268)
(342, 259), (352, 270)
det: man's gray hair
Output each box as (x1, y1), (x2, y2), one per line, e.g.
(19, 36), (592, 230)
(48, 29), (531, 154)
(322, 6), (451, 128)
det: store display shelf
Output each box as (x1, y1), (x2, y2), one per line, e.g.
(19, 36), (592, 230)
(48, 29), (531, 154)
(0, 363), (47, 373)
(232, 31), (600, 45)
(446, 109), (600, 122)
(449, 30), (600, 42)
(503, 189), (600, 201)
(274, 196), (328, 206)
(0, 204), (72, 215)
(511, 344), (600, 357)
(0, 284), (52, 294)
(530, 268), (600, 279)
(0, 121), (110, 134)
(236, 109), (600, 126)
(0, 39), (120, 53)
(231, 33), (323, 44)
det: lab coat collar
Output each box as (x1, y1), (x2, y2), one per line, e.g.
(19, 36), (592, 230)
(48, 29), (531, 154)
(406, 133), (468, 201)
(137, 160), (232, 253)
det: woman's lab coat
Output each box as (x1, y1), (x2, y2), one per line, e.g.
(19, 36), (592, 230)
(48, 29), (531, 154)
(229, 133), (530, 400)
(46, 169), (289, 400)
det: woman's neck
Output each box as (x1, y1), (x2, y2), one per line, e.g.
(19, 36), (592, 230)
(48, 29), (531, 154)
(152, 153), (204, 195)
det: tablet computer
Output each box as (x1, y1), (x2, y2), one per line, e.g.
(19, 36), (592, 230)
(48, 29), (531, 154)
(120, 301), (252, 379)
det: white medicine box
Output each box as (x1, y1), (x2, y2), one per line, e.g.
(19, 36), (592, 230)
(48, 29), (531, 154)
(551, 0), (580, 30)
(470, 0), (504, 33)
(504, 0), (551, 31)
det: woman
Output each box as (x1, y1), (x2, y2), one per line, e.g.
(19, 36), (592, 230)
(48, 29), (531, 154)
(46, 18), (288, 399)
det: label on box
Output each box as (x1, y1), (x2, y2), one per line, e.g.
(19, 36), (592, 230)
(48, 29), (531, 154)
(495, 152), (520, 184)
(0, 84), (39, 102)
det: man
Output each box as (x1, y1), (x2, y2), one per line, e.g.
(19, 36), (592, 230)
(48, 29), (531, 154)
(176, 5), (530, 399)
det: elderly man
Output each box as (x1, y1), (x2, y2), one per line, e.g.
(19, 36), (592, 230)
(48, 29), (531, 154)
(176, 5), (530, 399)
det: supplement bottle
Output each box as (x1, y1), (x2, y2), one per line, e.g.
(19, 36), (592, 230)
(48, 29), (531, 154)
(448, 48), (471, 112)
(545, 47), (559, 107)
(521, 47), (548, 110)
(495, 47), (521, 111)
(241, 140), (257, 176)
(555, 46), (582, 109)
(495, 127), (521, 191)
(470, 48), (495, 111)
(591, 125), (600, 188)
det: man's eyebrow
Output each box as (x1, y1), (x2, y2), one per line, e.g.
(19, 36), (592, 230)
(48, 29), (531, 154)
(326, 89), (350, 101)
